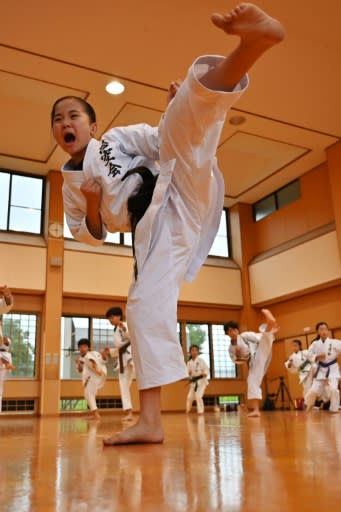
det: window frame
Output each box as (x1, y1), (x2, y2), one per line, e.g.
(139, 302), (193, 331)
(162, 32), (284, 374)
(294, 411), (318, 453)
(0, 168), (45, 235)
(253, 179), (300, 222)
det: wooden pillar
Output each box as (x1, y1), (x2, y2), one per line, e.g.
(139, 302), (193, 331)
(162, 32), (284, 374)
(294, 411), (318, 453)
(229, 202), (259, 330)
(39, 170), (64, 416)
(327, 141), (341, 262)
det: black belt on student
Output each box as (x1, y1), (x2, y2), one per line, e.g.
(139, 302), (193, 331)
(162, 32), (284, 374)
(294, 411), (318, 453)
(121, 166), (158, 280)
(118, 342), (131, 374)
(189, 375), (204, 392)
(315, 359), (337, 378)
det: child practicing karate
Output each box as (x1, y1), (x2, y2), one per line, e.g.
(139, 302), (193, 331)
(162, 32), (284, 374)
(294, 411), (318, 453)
(51, 3), (285, 443)
(224, 309), (278, 417)
(0, 337), (15, 413)
(105, 307), (135, 422)
(186, 345), (209, 415)
(76, 338), (107, 420)
(305, 322), (341, 414)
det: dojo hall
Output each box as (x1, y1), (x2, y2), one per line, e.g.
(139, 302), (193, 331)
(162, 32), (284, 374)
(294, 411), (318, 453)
(1, 1), (341, 511)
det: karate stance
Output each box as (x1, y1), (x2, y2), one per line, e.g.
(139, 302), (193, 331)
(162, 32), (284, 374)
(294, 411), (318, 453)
(305, 322), (341, 414)
(284, 339), (314, 402)
(76, 338), (107, 420)
(224, 309), (278, 417)
(0, 286), (14, 413)
(0, 337), (15, 413)
(52, 3), (285, 443)
(186, 345), (209, 415)
(105, 307), (134, 422)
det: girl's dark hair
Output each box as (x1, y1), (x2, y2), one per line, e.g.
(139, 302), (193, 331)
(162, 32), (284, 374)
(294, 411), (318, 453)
(293, 339), (302, 349)
(315, 321), (329, 331)
(51, 96), (96, 125)
(223, 321), (239, 334)
(189, 344), (200, 359)
(105, 307), (123, 319)
(77, 338), (90, 348)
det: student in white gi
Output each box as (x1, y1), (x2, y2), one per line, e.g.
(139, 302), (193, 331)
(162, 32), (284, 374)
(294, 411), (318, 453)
(186, 345), (209, 414)
(76, 338), (107, 420)
(0, 285), (14, 412)
(105, 307), (134, 422)
(284, 339), (314, 402)
(224, 309), (278, 417)
(0, 337), (15, 413)
(51, 3), (285, 444)
(305, 322), (341, 414)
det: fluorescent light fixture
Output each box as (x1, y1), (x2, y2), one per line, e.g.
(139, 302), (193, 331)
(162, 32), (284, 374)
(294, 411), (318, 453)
(105, 80), (125, 95)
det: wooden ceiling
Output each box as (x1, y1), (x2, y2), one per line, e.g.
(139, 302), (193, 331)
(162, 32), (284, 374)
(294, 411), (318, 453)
(1, 0), (340, 206)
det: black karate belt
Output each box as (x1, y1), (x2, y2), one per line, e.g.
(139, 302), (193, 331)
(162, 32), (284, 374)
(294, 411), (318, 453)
(189, 374), (204, 392)
(315, 358), (337, 378)
(121, 166), (158, 280)
(118, 342), (131, 374)
(299, 359), (311, 371)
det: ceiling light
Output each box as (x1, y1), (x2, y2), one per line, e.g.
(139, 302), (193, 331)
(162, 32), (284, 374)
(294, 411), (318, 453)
(105, 80), (125, 95)
(229, 115), (246, 126)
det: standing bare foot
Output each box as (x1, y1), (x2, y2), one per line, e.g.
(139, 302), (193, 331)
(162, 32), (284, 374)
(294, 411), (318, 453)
(103, 419), (164, 446)
(211, 3), (285, 47)
(247, 410), (261, 418)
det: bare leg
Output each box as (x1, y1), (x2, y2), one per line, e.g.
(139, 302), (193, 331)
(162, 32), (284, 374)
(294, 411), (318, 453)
(261, 308), (278, 332)
(201, 3), (285, 91)
(103, 387), (164, 446)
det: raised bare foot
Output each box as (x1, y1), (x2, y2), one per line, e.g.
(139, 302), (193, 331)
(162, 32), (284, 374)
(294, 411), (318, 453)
(211, 3), (285, 46)
(103, 421), (164, 446)
(261, 308), (278, 331)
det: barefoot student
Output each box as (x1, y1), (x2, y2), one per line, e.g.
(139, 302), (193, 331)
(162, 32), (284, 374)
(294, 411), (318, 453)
(224, 309), (278, 417)
(51, 4), (285, 443)
(105, 307), (135, 423)
(76, 338), (107, 420)
(186, 345), (209, 415)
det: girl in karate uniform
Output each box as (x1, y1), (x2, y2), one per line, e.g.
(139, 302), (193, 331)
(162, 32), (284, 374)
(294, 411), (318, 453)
(52, 3), (285, 443)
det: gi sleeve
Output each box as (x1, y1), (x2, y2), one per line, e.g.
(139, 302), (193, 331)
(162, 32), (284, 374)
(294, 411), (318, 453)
(105, 124), (160, 161)
(63, 186), (107, 246)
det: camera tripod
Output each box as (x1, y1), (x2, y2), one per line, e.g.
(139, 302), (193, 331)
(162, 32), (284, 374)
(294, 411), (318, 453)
(270, 376), (295, 410)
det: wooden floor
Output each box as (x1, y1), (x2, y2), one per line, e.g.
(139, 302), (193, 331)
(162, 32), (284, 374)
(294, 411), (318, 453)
(0, 409), (340, 512)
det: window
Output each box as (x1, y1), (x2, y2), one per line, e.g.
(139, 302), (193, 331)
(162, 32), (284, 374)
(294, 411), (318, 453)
(253, 179), (300, 222)
(253, 194), (276, 222)
(209, 209), (230, 257)
(60, 317), (90, 379)
(60, 316), (122, 379)
(185, 322), (236, 379)
(211, 325), (236, 378)
(2, 313), (37, 377)
(0, 170), (44, 234)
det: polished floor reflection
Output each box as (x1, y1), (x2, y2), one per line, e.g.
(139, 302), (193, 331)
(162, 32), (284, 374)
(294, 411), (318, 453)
(1, 410), (341, 512)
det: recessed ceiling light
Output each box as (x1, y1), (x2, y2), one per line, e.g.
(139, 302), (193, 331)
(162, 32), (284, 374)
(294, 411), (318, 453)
(229, 115), (246, 125)
(105, 80), (125, 95)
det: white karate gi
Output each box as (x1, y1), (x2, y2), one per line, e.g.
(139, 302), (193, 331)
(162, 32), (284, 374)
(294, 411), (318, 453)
(109, 322), (134, 411)
(62, 55), (248, 390)
(284, 350), (314, 399)
(79, 351), (107, 411)
(186, 356), (209, 414)
(305, 338), (341, 412)
(0, 349), (12, 412)
(0, 294), (14, 338)
(229, 330), (275, 400)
